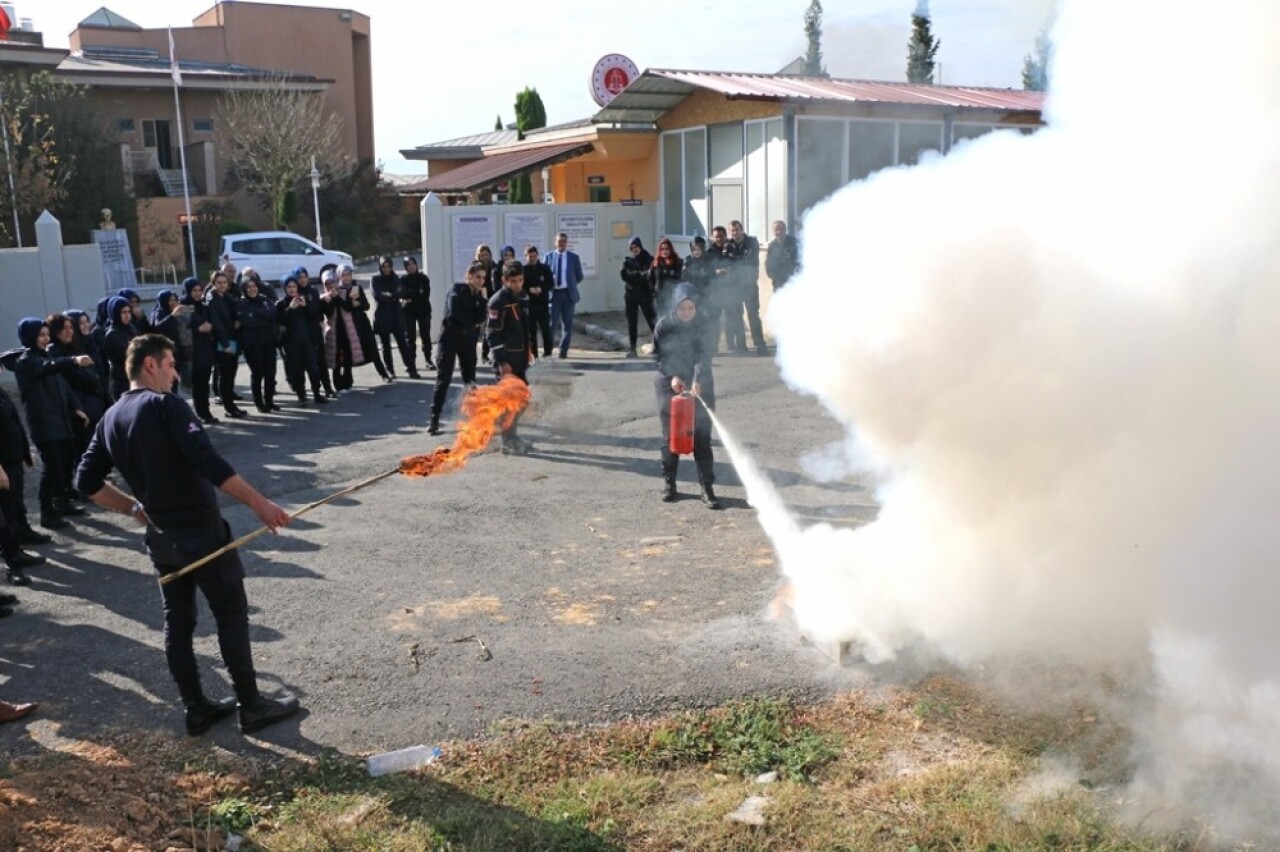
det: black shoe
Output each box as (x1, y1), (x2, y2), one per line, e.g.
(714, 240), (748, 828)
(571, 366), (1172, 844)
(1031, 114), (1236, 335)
(17, 527), (52, 546)
(0, 593), (17, 606)
(185, 696), (238, 736)
(326, 390), (338, 399)
(625, 349), (638, 358)
(239, 694), (300, 734)
(57, 501), (86, 517)
(425, 359), (437, 370)
(226, 408), (250, 419)
(231, 392), (244, 401)
(662, 479), (678, 502)
(407, 368), (422, 379)
(382, 374), (394, 383)
(314, 395), (330, 405)
(501, 437), (533, 456)
(6, 550), (45, 570)
(700, 483), (722, 510)
(0, 605), (12, 617)
(755, 347), (769, 357)
(428, 418), (442, 436)
(200, 414), (221, 425)
(254, 402), (269, 413)
(40, 513), (69, 530)
(7, 569), (30, 587)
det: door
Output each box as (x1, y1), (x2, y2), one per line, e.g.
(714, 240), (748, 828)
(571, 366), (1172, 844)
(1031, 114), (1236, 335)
(143, 119), (174, 169)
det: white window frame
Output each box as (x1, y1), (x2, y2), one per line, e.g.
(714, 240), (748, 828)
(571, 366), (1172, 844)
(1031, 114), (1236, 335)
(659, 125), (708, 240)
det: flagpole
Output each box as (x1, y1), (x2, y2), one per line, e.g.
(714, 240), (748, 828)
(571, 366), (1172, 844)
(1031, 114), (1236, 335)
(169, 28), (198, 276)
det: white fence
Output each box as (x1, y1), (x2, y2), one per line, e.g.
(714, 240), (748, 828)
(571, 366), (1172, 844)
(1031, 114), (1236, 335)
(0, 211), (109, 348)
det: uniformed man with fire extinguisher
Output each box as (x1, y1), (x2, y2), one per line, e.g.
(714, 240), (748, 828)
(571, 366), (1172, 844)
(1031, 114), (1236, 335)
(653, 283), (719, 509)
(485, 260), (535, 455)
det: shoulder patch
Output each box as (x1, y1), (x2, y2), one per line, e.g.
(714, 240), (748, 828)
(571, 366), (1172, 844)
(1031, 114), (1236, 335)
(488, 309), (499, 319)
(188, 421), (202, 434)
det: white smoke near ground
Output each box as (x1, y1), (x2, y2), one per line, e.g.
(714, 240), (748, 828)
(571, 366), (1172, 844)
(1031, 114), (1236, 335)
(758, 0), (1280, 841)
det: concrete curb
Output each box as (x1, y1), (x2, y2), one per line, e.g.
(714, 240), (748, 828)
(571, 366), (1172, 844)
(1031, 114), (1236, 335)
(574, 318), (629, 351)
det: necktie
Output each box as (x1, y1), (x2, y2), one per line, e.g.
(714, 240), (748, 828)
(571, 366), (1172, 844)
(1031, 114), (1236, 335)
(557, 254), (564, 287)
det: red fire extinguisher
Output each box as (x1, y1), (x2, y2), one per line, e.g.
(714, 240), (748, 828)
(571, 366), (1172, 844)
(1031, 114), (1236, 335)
(669, 392), (695, 455)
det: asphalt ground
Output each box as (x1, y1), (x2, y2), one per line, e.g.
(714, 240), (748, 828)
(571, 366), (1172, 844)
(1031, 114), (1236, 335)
(0, 313), (876, 758)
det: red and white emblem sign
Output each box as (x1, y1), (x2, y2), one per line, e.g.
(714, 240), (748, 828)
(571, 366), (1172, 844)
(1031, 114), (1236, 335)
(590, 54), (640, 107)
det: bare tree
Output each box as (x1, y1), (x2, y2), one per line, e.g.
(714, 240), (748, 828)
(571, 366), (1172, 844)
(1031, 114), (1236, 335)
(215, 77), (347, 229)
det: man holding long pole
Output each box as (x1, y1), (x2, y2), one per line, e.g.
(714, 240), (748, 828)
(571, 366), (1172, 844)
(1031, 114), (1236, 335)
(74, 334), (299, 736)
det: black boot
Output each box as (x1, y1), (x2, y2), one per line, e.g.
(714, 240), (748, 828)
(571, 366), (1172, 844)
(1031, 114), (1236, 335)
(17, 526), (52, 545)
(699, 482), (722, 510)
(252, 389), (268, 413)
(314, 392), (330, 405)
(297, 392), (308, 407)
(239, 693), (300, 734)
(662, 477), (678, 502)
(428, 416), (442, 436)
(185, 695), (238, 736)
(407, 366), (422, 379)
(40, 504), (68, 530)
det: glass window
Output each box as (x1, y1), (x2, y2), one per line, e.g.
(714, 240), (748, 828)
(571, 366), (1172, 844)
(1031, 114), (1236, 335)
(898, 122), (944, 167)
(765, 119), (787, 229)
(662, 132), (683, 234)
(277, 238), (310, 255)
(952, 123), (994, 146)
(848, 120), (897, 181)
(117, 118), (135, 134)
(708, 122), (743, 180)
(745, 122), (766, 237)
(796, 118), (845, 214)
(192, 118), (214, 133)
(232, 238), (277, 255)
(683, 129), (707, 236)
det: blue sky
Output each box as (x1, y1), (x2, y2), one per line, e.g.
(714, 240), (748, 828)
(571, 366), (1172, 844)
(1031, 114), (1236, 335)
(36, 0), (1054, 174)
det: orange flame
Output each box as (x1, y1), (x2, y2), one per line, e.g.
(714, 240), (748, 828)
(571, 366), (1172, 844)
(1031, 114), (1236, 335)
(399, 375), (532, 478)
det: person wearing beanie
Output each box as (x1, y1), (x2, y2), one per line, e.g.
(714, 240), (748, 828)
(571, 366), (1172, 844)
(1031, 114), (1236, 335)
(652, 283), (720, 509)
(11, 318), (93, 531)
(179, 277), (218, 424)
(371, 255), (413, 379)
(399, 256), (434, 373)
(620, 236), (657, 358)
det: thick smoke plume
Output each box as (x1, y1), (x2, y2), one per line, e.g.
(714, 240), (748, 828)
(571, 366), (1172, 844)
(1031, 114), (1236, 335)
(765, 0), (1280, 840)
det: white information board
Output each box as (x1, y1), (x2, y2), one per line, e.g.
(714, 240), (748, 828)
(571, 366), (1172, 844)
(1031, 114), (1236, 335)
(92, 229), (136, 292)
(555, 212), (597, 278)
(451, 214), (496, 284)
(504, 213), (549, 256)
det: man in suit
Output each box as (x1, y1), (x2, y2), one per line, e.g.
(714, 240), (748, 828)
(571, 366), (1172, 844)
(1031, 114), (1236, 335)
(543, 232), (583, 359)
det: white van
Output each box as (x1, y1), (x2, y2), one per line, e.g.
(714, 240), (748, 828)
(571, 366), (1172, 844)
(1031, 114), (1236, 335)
(219, 231), (352, 282)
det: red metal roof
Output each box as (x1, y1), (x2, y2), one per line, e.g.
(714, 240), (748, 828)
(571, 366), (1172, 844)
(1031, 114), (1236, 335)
(405, 141), (594, 194)
(654, 69), (1045, 111)
(593, 68), (1045, 125)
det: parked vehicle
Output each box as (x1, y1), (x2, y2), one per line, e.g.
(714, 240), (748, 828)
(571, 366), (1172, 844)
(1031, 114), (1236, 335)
(219, 232), (352, 282)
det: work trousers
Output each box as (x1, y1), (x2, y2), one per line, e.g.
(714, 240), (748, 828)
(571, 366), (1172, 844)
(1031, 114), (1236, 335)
(309, 327), (335, 395)
(625, 295), (657, 350)
(430, 331), (478, 419)
(215, 350), (240, 411)
(655, 378), (714, 485)
(190, 355), (213, 418)
(496, 359), (529, 444)
(0, 461), (23, 558)
(549, 290), (575, 356)
(404, 309), (433, 367)
(527, 301), (552, 357)
(283, 341), (324, 399)
(147, 521), (258, 706)
(376, 308), (412, 375)
(243, 343), (277, 408)
(35, 439), (74, 510)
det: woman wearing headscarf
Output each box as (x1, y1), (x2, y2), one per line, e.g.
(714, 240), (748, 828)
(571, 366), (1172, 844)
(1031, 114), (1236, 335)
(65, 309), (108, 403)
(205, 269), (249, 419)
(237, 275), (281, 412)
(277, 276), (329, 406)
(621, 236), (657, 358)
(11, 318), (92, 529)
(475, 244), (498, 363)
(321, 267), (355, 392)
(150, 289), (192, 394)
(47, 314), (107, 499)
(117, 288), (151, 335)
(370, 255), (412, 379)
(101, 296), (135, 400)
(346, 281), (391, 383)
(179, 276), (218, 424)
(652, 284), (719, 510)
(649, 237), (685, 314)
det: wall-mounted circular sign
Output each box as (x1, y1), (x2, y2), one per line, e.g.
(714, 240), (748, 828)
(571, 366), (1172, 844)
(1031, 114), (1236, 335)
(590, 54), (640, 106)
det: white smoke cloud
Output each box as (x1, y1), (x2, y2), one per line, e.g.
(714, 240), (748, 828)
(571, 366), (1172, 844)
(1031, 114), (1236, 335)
(763, 0), (1280, 840)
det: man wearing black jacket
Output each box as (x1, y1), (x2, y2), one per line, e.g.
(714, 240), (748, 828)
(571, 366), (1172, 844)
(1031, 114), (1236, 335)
(486, 260), (533, 455)
(204, 271), (248, 419)
(428, 261), (489, 436)
(522, 246), (554, 358)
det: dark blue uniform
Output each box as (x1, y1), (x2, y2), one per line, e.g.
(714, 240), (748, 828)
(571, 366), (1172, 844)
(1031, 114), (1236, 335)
(485, 284), (532, 450)
(74, 390), (259, 708)
(653, 284), (716, 500)
(429, 281), (487, 430)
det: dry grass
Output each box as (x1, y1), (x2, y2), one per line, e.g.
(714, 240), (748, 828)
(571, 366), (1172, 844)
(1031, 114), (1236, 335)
(0, 678), (1231, 851)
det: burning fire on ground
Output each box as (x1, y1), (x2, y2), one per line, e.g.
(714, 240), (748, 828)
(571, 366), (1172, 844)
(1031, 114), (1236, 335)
(399, 376), (531, 477)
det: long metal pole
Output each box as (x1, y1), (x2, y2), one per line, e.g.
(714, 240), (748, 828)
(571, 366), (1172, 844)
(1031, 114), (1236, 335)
(170, 39), (198, 275)
(311, 156), (322, 247)
(0, 88), (23, 247)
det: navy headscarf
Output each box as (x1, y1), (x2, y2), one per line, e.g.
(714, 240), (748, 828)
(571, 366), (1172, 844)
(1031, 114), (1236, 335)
(151, 290), (176, 327)
(107, 296), (131, 329)
(17, 317), (44, 349)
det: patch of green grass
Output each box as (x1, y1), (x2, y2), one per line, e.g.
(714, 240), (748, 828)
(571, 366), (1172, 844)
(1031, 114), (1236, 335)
(207, 795), (262, 834)
(631, 696), (840, 781)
